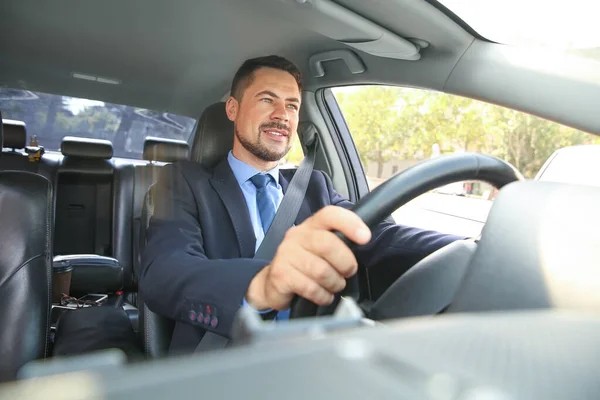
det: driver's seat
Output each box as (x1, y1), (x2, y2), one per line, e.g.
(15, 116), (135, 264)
(138, 102), (234, 358)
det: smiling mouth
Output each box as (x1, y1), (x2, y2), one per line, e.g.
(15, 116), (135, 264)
(262, 128), (290, 144)
(263, 129), (289, 137)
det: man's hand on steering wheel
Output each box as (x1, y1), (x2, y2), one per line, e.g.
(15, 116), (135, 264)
(245, 205), (372, 311)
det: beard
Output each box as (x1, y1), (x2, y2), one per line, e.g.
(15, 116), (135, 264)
(235, 122), (292, 162)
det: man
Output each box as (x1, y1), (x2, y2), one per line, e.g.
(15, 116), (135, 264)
(140, 55), (463, 354)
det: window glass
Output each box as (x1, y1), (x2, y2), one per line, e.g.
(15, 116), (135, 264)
(281, 134), (305, 168)
(0, 88), (197, 159)
(332, 85), (600, 237)
(439, 0), (600, 61)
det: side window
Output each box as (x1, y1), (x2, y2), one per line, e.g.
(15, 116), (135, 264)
(281, 134), (305, 168)
(332, 86), (600, 237)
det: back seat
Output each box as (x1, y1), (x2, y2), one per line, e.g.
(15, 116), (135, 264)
(131, 137), (190, 280)
(0, 120), (189, 303)
(54, 136), (115, 258)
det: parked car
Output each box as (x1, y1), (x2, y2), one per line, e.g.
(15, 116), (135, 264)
(535, 145), (600, 187)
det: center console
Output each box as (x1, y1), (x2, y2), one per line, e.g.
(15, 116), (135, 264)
(50, 255), (136, 333)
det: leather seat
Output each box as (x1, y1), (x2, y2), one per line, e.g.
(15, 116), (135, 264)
(54, 136), (115, 258)
(138, 103), (233, 358)
(132, 137), (190, 281)
(0, 111), (54, 382)
(0, 119), (59, 183)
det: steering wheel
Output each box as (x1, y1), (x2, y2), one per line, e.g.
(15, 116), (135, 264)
(289, 152), (524, 318)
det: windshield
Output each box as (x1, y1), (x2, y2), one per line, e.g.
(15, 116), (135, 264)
(439, 0), (600, 57)
(0, 88), (197, 159)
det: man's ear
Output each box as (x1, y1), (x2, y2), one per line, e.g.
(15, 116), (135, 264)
(225, 96), (238, 122)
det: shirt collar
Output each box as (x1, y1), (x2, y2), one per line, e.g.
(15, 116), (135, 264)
(227, 151), (280, 186)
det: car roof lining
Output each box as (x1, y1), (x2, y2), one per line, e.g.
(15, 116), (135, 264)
(1, 0), (598, 135)
(0, 0), (471, 115)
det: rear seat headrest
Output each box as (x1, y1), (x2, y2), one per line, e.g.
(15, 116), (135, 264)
(2, 119), (27, 149)
(143, 137), (190, 162)
(191, 102), (234, 168)
(61, 136), (113, 159)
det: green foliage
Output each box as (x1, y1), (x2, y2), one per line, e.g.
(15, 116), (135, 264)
(284, 135), (305, 166)
(335, 86), (414, 177)
(334, 86), (600, 178)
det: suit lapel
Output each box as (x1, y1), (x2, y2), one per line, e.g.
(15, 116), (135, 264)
(209, 159), (256, 258)
(279, 170), (312, 226)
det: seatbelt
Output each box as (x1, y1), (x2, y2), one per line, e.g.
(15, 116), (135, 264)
(254, 130), (318, 260)
(195, 125), (319, 353)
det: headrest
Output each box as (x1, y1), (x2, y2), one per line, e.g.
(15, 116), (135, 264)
(2, 119), (27, 149)
(0, 111), (3, 149)
(191, 102), (233, 168)
(143, 137), (190, 162)
(61, 136), (113, 159)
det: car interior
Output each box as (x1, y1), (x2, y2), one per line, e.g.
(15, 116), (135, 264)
(1, 0), (600, 398)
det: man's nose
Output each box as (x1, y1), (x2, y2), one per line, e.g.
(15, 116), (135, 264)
(270, 102), (289, 122)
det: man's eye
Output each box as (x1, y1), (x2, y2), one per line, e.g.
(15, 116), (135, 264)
(261, 98), (272, 103)
(287, 104), (298, 110)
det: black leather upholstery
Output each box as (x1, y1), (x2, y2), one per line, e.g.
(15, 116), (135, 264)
(132, 139), (192, 282)
(137, 184), (174, 358)
(59, 158), (114, 175)
(61, 136), (113, 159)
(143, 137), (190, 163)
(132, 164), (162, 280)
(139, 183), (176, 358)
(113, 163), (135, 290)
(190, 102), (233, 167)
(136, 184), (156, 280)
(0, 171), (53, 382)
(139, 297), (175, 358)
(138, 102), (235, 358)
(54, 142), (114, 258)
(55, 255), (123, 296)
(0, 119), (58, 184)
(2, 119), (27, 149)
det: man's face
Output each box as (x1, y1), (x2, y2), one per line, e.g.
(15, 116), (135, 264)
(226, 67), (301, 164)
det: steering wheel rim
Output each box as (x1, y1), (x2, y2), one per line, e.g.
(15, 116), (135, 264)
(289, 152), (524, 319)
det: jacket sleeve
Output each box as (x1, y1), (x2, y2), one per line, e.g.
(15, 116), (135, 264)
(320, 171), (466, 268)
(140, 163), (268, 338)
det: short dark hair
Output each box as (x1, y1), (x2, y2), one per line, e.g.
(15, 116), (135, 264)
(230, 55), (302, 101)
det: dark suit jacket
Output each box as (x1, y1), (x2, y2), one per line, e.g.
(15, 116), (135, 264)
(140, 158), (463, 353)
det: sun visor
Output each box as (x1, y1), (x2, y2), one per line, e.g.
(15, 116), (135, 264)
(274, 0), (421, 61)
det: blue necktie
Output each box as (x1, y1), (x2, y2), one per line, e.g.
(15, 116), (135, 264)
(249, 173), (290, 321)
(250, 173), (277, 234)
